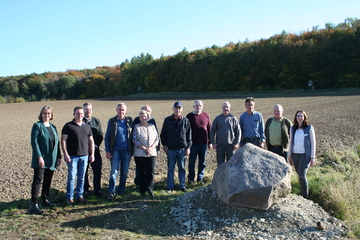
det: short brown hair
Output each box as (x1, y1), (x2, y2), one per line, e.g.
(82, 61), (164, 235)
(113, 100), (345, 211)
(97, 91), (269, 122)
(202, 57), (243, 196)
(245, 97), (255, 104)
(73, 106), (83, 113)
(38, 106), (54, 121)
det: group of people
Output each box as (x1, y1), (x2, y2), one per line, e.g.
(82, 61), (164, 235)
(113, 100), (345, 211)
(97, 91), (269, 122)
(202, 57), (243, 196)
(29, 98), (316, 215)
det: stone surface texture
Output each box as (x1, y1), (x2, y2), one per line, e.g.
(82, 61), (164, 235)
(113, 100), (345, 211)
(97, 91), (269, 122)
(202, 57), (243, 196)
(211, 143), (291, 210)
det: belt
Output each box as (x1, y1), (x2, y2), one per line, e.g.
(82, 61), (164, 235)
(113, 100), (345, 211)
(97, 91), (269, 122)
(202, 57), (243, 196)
(243, 137), (260, 141)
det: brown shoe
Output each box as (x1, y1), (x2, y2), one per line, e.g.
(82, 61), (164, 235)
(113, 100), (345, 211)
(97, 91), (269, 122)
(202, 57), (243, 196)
(67, 199), (74, 205)
(77, 197), (87, 203)
(107, 193), (115, 201)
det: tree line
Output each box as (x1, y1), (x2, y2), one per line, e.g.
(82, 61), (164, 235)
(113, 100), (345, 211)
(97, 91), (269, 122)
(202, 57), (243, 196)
(1, 17), (359, 103)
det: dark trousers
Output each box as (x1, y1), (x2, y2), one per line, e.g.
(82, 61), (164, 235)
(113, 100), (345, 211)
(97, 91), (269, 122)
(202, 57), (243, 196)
(242, 137), (260, 146)
(31, 168), (54, 203)
(216, 144), (235, 166)
(269, 145), (288, 162)
(134, 156), (156, 192)
(84, 149), (102, 193)
(292, 153), (311, 198)
(188, 144), (207, 182)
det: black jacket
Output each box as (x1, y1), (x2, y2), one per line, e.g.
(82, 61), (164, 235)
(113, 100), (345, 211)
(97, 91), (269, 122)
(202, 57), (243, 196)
(160, 115), (192, 150)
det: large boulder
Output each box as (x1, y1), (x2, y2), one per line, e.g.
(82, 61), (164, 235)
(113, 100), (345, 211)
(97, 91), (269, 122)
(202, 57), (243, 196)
(211, 143), (291, 210)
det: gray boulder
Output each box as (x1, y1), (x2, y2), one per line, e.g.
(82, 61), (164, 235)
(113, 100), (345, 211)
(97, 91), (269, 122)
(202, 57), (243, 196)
(211, 143), (291, 210)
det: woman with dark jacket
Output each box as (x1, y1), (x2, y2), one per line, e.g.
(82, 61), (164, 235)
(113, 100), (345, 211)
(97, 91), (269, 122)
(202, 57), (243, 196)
(288, 110), (316, 199)
(30, 106), (61, 214)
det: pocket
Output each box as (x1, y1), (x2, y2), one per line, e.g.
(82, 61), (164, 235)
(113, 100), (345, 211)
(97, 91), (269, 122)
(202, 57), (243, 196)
(252, 120), (259, 131)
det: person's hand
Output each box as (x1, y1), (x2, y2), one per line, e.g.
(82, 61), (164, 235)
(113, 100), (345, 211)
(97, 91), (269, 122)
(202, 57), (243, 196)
(38, 157), (45, 168)
(310, 158), (316, 167)
(212, 144), (217, 149)
(146, 146), (155, 155)
(233, 144), (239, 150)
(259, 142), (265, 148)
(288, 155), (293, 165)
(163, 146), (168, 153)
(56, 158), (61, 168)
(185, 148), (190, 155)
(89, 155), (95, 163)
(208, 143), (213, 149)
(64, 155), (71, 163)
(106, 152), (112, 160)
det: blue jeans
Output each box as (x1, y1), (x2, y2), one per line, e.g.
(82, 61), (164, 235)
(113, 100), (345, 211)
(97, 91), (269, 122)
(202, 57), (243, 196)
(108, 149), (131, 195)
(166, 149), (186, 190)
(66, 155), (88, 200)
(188, 144), (207, 182)
(292, 153), (311, 198)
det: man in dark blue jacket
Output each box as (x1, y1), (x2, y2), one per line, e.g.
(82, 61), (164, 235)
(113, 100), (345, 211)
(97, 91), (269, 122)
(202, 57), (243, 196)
(160, 101), (192, 193)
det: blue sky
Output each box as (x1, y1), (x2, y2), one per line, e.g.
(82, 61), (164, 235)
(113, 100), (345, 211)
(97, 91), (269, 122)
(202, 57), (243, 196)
(1, 0), (359, 77)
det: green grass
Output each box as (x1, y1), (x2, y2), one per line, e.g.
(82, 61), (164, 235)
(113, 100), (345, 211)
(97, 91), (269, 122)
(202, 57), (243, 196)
(291, 142), (360, 238)
(0, 180), (208, 239)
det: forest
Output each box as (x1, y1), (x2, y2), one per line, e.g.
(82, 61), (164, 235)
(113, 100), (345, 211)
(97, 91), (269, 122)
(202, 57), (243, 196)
(1, 18), (359, 103)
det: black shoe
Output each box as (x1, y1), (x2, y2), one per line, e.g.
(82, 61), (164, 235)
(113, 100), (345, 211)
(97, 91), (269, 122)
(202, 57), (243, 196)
(29, 203), (44, 215)
(84, 190), (91, 196)
(188, 180), (195, 184)
(42, 199), (56, 207)
(94, 191), (103, 197)
(197, 180), (205, 185)
(180, 188), (188, 192)
(77, 197), (87, 203)
(140, 190), (146, 196)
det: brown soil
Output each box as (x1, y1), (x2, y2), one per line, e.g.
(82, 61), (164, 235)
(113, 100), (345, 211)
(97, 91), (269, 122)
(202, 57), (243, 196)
(0, 92), (359, 238)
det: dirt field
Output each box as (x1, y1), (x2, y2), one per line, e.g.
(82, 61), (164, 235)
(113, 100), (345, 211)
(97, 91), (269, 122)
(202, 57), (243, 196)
(0, 92), (360, 203)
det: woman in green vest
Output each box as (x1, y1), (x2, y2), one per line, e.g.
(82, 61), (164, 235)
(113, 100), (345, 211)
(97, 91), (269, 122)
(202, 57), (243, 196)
(30, 106), (61, 214)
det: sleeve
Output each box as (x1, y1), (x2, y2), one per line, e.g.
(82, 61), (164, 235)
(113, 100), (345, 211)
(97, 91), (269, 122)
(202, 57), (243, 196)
(96, 119), (104, 147)
(61, 123), (69, 135)
(88, 125), (93, 137)
(209, 117), (217, 144)
(265, 118), (271, 149)
(288, 126), (294, 156)
(160, 118), (167, 146)
(239, 114), (244, 145)
(31, 123), (42, 159)
(233, 117), (241, 145)
(151, 125), (160, 147)
(259, 113), (266, 143)
(132, 125), (142, 147)
(54, 125), (61, 160)
(207, 114), (212, 144)
(186, 120), (192, 148)
(309, 125), (316, 158)
(105, 120), (111, 153)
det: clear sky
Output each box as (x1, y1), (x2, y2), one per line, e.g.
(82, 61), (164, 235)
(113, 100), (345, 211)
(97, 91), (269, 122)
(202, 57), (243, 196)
(1, 0), (359, 77)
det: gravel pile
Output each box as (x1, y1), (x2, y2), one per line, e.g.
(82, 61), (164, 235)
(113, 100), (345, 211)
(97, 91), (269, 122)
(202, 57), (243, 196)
(168, 186), (348, 239)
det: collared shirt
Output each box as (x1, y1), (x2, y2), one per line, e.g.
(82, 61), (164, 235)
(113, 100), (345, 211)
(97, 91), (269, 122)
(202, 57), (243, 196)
(268, 118), (282, 146)
(173, 115), (182, 124)
(239, 111), (265, 145)
(115, 117), (128, 150)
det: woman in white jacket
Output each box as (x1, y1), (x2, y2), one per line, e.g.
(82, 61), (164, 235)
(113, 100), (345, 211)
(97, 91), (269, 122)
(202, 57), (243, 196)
(133, 110), (159, 196)
(288, 110), (316, 199)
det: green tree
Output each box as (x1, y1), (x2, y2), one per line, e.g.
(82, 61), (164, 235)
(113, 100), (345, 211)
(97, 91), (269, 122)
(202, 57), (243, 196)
(1, 80), (19, 96)
(56, 75), (77, 99)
